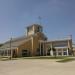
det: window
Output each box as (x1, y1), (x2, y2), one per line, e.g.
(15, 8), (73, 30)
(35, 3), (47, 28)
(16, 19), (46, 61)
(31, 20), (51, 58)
(58, 51), (62, 55)
(8, 50), (11, 55)
(5, 50), (7, 56)
(58, 49), (62, 55)
(63, 52), (67, 55)
(63, 49), (67, 55)
(22, 50), (28, 57)
(37, 27), (40, 32)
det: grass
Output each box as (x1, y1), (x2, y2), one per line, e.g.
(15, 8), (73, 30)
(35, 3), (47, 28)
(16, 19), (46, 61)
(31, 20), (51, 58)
(21, 56), (67, 59)
(0, 57), (10, 61)
(57, 58), (75, 63)
(0, 56), (74, 62)
(0, 56), (18, 61)
(0, 56), (65, 61)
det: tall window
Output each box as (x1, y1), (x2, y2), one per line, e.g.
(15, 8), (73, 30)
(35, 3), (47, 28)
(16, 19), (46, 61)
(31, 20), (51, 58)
(37, 27), (42, 32)
(63, 49), (67, 55)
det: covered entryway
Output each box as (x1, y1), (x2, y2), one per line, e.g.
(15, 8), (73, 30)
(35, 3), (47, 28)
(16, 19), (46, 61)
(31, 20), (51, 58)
(22, 50), (29, 57)
(39, 38), (72, 56)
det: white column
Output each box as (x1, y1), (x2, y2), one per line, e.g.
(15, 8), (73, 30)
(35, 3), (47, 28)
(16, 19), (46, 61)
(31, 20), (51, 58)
(50, 50), (53, 56)
(62, 48), (63, 56)
(67, 48), (69, 56)
(68, 40), (70, 49)
(7, 50), (8, 56)
(33, 25), (35, 34)
(50, 43), (53, 56)
(40, 42), (41, 56)
(46, 45), (47, 56)
(43, 43), (44, 56)
(31, 37), (33, 56)
(56, 49), (58, 56)
(26, 28), (28, 36)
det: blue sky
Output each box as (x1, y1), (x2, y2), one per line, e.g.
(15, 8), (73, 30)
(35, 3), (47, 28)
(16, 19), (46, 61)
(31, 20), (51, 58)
(0, 0), (75, 43)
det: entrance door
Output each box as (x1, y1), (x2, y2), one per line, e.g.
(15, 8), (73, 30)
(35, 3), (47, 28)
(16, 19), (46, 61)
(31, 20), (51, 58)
(22, 50), (28, 57)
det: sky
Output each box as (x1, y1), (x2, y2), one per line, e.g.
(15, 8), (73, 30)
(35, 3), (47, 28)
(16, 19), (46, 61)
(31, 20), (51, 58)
(0, 0), (75, 43)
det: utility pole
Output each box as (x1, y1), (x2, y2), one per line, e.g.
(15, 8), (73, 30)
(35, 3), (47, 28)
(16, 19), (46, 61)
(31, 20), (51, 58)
(10, 37), (12, 60)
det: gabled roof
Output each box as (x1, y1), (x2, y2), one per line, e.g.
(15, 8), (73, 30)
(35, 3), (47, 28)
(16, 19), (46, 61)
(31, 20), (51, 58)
(0, 31), (47, 50)
(0, 35), (32, 50)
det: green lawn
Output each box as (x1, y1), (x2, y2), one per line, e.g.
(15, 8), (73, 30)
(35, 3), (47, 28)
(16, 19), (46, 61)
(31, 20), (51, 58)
(0, 56), (75, 62)
(21, 56), (67, 59)
(57, 58), (75, 63)
(0, 56), (65, 61)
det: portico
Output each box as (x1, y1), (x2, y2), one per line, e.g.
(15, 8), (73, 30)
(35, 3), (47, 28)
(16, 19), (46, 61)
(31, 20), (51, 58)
(39, 38), (72, 56)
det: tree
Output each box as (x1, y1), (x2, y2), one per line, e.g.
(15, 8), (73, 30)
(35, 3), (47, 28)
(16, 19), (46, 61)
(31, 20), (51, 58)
(47, 47), (51, 56)
(52, 47), (56, 58)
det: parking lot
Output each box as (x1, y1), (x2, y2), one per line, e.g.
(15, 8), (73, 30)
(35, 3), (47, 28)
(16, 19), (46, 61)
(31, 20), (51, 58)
(0, 59), (75, 75)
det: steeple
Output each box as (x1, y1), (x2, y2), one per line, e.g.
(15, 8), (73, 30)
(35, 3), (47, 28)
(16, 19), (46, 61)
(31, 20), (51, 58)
(26, 24), (43, 36)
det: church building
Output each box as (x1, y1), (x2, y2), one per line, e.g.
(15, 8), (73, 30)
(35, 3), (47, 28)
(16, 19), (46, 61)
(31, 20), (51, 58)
(0, 24), (73, 57)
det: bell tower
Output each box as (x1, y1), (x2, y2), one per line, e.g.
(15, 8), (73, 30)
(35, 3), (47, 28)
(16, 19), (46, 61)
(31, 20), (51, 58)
(26, 24), (43, 36)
